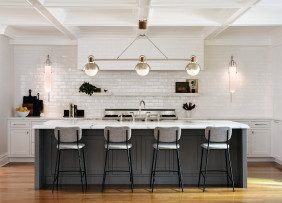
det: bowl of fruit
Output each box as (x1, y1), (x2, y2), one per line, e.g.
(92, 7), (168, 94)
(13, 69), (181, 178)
(16, 106), (30, 117)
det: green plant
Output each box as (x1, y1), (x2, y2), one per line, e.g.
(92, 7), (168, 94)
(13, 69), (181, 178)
(79, 82), (97, 96)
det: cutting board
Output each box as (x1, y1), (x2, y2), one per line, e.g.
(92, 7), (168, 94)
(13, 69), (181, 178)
(23, 89), (37, 104)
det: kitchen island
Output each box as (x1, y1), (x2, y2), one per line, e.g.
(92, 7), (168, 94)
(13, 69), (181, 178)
(33, 119), (249, 189)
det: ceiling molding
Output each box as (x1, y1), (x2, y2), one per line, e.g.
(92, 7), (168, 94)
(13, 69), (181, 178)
(205, 38), (271, 46)
(25, 0), (77, 40)
(0, 25), (17, 39)
(204, 0), (261, 40)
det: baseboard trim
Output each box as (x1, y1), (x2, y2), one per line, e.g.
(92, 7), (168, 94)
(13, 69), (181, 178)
(9, 157), (34, 163)
(0, 153), (9, 167)
(247, 157), (274, 162)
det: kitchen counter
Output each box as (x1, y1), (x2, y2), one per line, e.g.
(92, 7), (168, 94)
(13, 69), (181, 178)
(33, 120), (248, 189)
(33, 119), (249, 129)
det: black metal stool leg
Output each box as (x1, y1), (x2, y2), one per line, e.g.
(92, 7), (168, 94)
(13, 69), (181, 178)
(129, 149), (134, 190)
(56, 150), (61, 190)
(227, 148), (235, 192)
(82, 148), (87, 190)
(152, 148), (158, 192)
(198, 148), (204, 188)
(150, 148), (156, 188)
(102, 149), (109, 191)
(203, 149), (210, 192)
(225, 149), (230, 187)
(127, 148), (133, 192)
(176, 148), (184, 192)
(77, 149), (84, 192)
(52, 149), (59, 193)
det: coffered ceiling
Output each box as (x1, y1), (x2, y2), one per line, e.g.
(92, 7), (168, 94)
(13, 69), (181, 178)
(0, 0), (281, 43)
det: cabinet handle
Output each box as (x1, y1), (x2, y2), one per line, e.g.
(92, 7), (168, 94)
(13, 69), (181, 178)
(13, 124), (26, 126)
(26, 131), (29, 134)
(254, 124), (267, 126)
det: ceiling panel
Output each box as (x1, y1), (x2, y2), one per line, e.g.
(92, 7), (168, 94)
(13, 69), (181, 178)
(0, 7), (51, 26)
(149, 8), (237, 26)
(233, 7), (282, 26)
(151, 0), (252, 8)
(48, 7), (137, 26)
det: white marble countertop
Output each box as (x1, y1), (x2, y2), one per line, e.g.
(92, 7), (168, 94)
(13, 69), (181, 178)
(33, 119), (249, 130)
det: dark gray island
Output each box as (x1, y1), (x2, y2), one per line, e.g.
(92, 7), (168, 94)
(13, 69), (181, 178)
(33, 119), (249, 189)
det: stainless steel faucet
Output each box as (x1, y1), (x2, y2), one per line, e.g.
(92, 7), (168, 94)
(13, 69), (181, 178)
(139, 100), (146, 116)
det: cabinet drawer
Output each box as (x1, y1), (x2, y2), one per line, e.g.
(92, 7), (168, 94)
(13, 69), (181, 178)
(10, 121), (30, 128)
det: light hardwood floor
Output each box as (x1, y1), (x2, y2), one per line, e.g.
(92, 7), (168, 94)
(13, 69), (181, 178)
(0, 163), (282, 203)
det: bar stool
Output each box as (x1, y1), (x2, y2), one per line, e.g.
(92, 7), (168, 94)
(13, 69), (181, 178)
(52, 127), (87, 192)
(150, 127), (184, 192)
(102, 126), (133, 191)
(198, 126), (235, 192)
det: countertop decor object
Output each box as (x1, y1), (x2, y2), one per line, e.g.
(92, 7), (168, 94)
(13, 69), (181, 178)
(79, 82), (101, 96)
(15, 106), (30, 117)
(183, 102), (196, 118)
(83, 55), (99, 76)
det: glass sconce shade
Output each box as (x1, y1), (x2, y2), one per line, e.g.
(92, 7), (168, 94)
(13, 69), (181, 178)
(185, 55), (200, 76)
(229, 56), (237, 93)
(84, 55), (99, 76)
(44, 55), (52, 93)
(135, 55), (150, 76)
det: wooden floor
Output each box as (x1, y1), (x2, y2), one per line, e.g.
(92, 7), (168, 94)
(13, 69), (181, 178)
(0, 163), (282, 203)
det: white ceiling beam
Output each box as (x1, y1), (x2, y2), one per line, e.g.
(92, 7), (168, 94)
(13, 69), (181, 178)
(25, 0), (76, 40)
(204, 0), (261, 40)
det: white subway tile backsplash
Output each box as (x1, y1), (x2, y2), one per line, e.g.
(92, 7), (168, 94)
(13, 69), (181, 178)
(13, 44), (273, 119)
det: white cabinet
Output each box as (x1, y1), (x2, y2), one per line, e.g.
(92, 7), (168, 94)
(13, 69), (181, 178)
(233, 120), (271, 158)
(248, 121), (271, 157)
(10, 129), (30, 156)
(8, 118), (48, 162)
(272, 120), (282, 163)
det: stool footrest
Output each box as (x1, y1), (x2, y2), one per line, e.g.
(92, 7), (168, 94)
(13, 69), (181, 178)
(105, 170), (131, 173)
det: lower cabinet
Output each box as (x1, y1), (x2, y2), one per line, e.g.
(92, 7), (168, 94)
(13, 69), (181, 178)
(10, 129), (30, 156)
(8, 118), (47, 162)
(272, 120), (282, 162)
(233, 120), (271, 158)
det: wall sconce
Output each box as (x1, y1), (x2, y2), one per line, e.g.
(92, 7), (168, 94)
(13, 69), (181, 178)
(44, 55), (52, 102)
(228, 55), (238, 101)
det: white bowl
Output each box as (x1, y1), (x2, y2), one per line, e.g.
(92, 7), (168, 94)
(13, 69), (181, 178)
(16, 111), (30, 117)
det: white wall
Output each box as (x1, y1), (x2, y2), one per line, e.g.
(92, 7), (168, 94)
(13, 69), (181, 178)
(13, 42), (273, 119)
(0, 35), (13, 164)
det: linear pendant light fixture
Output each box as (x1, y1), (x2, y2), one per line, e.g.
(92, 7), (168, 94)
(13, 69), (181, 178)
(83, 20), (201, 77)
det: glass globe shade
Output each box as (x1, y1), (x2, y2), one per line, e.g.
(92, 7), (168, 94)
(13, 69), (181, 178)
(84, 61), (99, 76)
(135, 62), (150, 76)
(185, 62), (200, 76)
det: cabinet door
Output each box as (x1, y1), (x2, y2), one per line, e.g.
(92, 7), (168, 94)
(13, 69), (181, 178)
(251, 129), (271, 157)
(10, 129), (31, 156)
